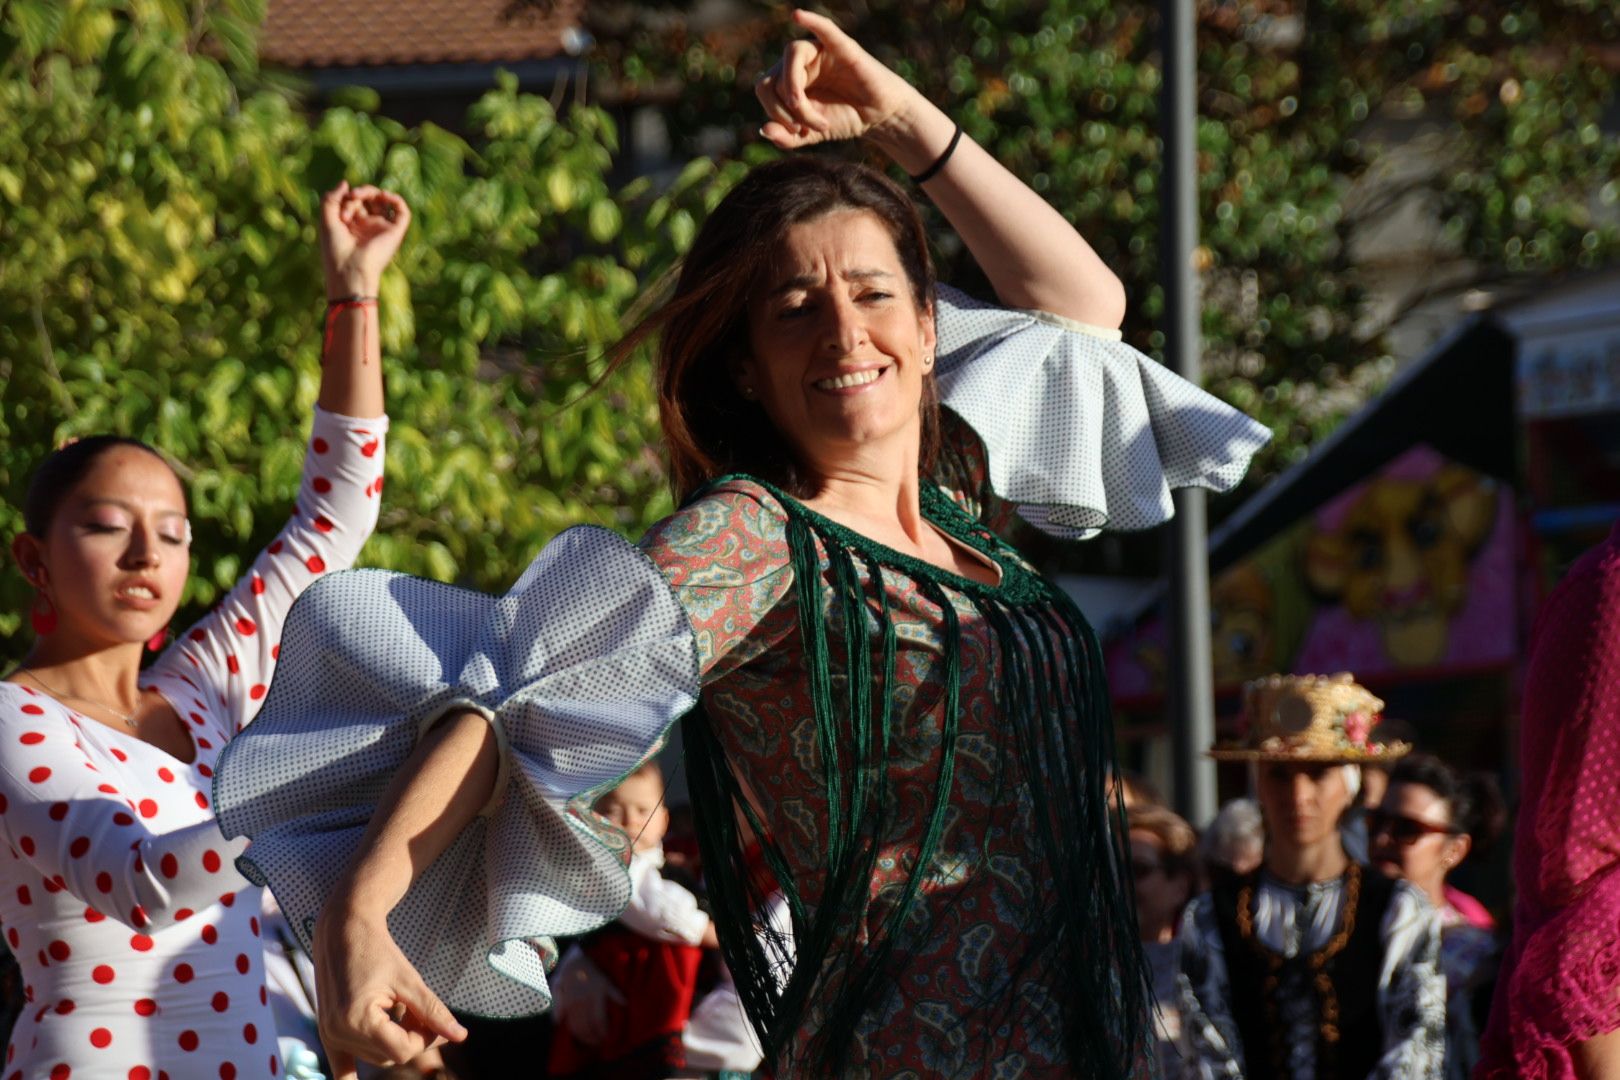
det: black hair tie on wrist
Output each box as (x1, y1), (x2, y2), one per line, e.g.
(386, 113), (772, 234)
(908, 123), (963, 185)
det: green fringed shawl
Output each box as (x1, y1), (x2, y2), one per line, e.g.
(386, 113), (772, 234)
(682, 475), (1152, 1077)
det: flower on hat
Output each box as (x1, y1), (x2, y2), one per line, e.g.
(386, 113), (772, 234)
(1344, 711), (1372, 747)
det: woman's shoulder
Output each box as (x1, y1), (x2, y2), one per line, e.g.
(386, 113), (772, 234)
(640, 476), (793, 587)
(0, 682), (77, 768)
(689, 476), (792, 519)
(644, 477), (790, 547)
(0, 681), (65, 720)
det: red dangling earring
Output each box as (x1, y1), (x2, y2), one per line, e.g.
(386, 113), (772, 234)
(146, 626), (170, 653)
(30, 591), (57, 636)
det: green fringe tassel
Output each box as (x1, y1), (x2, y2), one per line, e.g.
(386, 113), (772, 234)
(682, 477), (1151, 1076)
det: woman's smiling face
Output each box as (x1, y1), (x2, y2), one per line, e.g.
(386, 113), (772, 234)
(740, 208), (935, 471)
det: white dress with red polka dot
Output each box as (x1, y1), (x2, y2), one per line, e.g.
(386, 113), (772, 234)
(0, 408), (386, 1080)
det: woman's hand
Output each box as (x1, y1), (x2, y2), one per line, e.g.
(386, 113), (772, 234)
(312, 893), (466, 1080)
(319, 181), (411, 300)
(755, 9), (926, 151)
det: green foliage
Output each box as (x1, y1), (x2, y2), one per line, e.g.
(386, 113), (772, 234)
(570, 0), (1620, 488)
(0, 0), (744, 659)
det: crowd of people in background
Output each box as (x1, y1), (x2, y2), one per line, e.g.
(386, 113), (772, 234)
(1118, 692), (1509, 1080)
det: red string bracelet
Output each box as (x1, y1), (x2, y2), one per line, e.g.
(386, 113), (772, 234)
(322, 296), (378, 364)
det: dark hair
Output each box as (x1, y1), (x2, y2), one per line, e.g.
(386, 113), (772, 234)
(23, 436), (176, 537)
(610, 156), (941, 501)
(1127, 803), (1200, 885)
(1387, 753), (1508, 850)
(1362, 716), (1418, 775)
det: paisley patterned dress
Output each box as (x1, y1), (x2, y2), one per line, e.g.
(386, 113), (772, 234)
(648, 422), (1142, 1078)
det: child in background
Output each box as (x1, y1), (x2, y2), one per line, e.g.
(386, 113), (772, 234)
(549, 761), (720, 1079)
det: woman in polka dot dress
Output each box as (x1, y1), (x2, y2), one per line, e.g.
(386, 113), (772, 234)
(0, 182), (408, 1080)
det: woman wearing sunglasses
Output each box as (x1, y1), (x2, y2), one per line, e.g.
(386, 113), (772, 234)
(1369, 753), (1505, 1080)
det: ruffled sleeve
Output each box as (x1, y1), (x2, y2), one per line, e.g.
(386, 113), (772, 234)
(212, 525), (700, 1018)
(933, 285), (1272, 539)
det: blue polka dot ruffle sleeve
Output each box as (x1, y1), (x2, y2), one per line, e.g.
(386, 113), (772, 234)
(212, 526), (700, 1018)
(934, 285), (1273, 539)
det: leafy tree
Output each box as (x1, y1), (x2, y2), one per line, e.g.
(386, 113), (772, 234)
(0, 0), (744, 659)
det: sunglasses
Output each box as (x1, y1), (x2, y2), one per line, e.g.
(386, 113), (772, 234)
(1367, 809), (1459, 845)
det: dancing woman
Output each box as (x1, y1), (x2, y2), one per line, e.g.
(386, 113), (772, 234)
(1, 183), (407, 1078)
(216, 13), (1271, 1080)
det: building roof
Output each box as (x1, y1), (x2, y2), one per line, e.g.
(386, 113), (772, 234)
(258, 0), (586, 69)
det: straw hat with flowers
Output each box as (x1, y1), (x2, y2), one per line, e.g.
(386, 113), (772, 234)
(1208, 672), (1411, 763)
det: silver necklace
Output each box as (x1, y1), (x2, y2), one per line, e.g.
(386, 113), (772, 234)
(16, 667), (140, 730)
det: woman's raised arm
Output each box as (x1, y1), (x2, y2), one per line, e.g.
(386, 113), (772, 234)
(317, 181), (411, 418)
(756, 9), (1125, 327)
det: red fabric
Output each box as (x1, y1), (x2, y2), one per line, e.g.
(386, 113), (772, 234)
(1477, 526), (1620, 1079)
(547, 926), (704, 1078)
(1443, 885), (1496, 932)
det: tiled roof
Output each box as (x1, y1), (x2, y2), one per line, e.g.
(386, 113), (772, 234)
(258, 0), (585, 69)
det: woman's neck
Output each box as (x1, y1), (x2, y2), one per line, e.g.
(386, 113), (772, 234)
(799, 436), (928, 546)
(1417, 874), (1448, 911)
(13, 639), (145, 711)
(1263, 835), (1350, 886)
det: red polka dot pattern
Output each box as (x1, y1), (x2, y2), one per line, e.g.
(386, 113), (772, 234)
(0, 407), (383, 1075)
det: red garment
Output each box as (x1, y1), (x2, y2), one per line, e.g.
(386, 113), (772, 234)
(1477, 525), (1620, 1079)
(1443, 885), (1495, 932)
(547, 926), (705, 1079)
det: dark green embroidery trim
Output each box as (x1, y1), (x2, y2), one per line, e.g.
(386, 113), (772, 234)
(708, 472), (1053, 607)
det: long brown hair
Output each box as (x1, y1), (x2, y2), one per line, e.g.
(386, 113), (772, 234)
(611, 156), (942, 501)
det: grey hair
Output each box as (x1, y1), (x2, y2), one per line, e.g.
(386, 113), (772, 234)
(1200, 797), (1264, 872)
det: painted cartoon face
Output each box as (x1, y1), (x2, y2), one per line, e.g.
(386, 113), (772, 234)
(1304, 466), (1497, 666)
(1211, 563), (1275, 686)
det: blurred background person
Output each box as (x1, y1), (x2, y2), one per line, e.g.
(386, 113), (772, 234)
(1180, 673), (1446, 1079)
(1130, 803), (1201, 1080)
(1368, 753), (1505, 1080)
(549, 760), (720, 1079)
(1199, 797), (1264, 892)
(1110, 769), (1167, 811)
